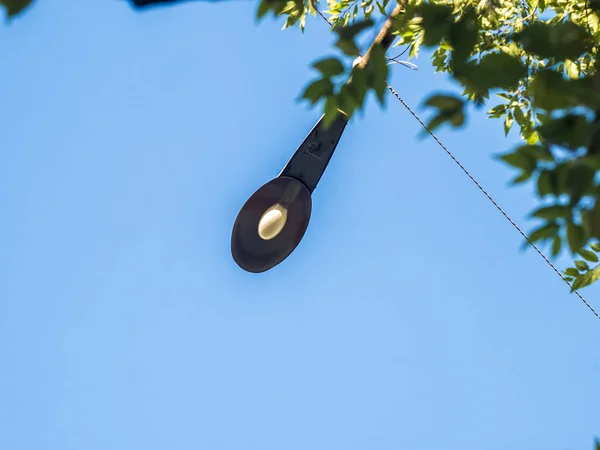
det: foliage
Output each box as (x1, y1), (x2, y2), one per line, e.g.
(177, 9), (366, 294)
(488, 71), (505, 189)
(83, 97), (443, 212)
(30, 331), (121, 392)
(1, 0), (33, 18)
(5, 0), (600, 291)
(255, 0), (600, 291)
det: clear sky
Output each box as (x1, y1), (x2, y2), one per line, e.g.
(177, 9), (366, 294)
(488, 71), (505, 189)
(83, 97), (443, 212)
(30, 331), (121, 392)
(0, 2), (598, 450)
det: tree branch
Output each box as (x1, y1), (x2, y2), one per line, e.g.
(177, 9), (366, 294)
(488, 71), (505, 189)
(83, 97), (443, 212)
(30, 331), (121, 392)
(356, 0), (407, 70)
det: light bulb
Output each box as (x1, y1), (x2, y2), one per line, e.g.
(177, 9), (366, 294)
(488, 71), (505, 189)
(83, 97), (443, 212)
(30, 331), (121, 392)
(258, 203), (288, 240)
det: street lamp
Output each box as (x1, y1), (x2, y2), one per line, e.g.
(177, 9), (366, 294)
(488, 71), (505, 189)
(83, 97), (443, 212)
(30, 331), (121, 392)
(231, 113), (348, 273)
(230, 3), (404, 273)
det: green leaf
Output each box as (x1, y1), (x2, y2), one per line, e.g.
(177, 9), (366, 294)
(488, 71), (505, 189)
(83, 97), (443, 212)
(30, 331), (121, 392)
(537, 170), (554, 196)
(504, 114), (514, 136)
(347, 66), (369, 111)
(1, 0), (33, 17)
(536, 114), (591, 150)
(449, 6), (478, 68)
(582, 201), (600, 240)
(527, 222), (560, 244)
(575, 260), (590, 271)
(488, 104), (507, 118)
(424, 94), (464, 110)
(513, 106), (525, 127)
(409, 33), (424, 59)
(566, 163), (596, 199)
(422, 114), (449, 135)
(564, 267), (580, 277)
(312, 58), (345, 77)
(514, 22), (590, 61)
(449, 110), (464, 126)
(416, 3), (453, 47)
(500, 43), (521, 58)
(526, 132), (540, 145)
(455, 53), (527, 94)
(282, 13), (300, 30)
(257, 0), (272, 19)
(512, 170), (533, 184)
(591, 242), (600, 252)
(578, 249), (600, 262)
(497, 150), (535, 171)
(257, 0), (288, 19)
(552, 163), (570, 196)
(571, 275), (584, 290)
(364, 44), (389, 105)
(335, 38), (360, 56)
(531, 205), (571, 220)
(530, 71), (600, 111)
(567, 220), (586, 254)
(334, 18), (374, 40)
(422, 93), (465, 134)
(515, 145), (553, 162)
(564, 59), (580, 79)
(571, 265), (600, 291)
(337, 83), (357, 117)
(301, 78), (334, 105)
(588, 120), (600, 156)
(551, 235), (562, 257)
(323, 95), (339, 128)
(421, 94), (465, 136)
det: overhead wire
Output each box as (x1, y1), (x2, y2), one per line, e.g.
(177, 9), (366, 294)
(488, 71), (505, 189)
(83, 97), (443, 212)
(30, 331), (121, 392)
(315, 7), (600, 321)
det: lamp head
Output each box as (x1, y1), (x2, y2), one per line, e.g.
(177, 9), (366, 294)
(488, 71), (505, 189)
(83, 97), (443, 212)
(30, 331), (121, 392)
(231, 176), (311, 273)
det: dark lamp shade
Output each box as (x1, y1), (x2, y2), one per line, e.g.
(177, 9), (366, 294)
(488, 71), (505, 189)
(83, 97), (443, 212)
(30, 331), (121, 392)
(231, 176), (312, 273)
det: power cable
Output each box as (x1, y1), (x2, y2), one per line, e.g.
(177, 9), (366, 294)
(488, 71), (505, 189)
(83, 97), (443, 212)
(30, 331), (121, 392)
(385, 85), (600, 321)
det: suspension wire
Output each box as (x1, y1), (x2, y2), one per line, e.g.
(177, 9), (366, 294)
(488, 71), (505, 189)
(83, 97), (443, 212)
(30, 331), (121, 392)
(386, 86), (600, 320)
(315, 8), (600, 321)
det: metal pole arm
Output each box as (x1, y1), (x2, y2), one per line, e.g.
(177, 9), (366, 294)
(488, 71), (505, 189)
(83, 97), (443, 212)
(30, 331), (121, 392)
(279, 113), (349, 193)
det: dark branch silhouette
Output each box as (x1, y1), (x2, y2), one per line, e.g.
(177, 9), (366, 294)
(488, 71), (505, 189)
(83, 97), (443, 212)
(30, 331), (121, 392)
(129, 0), (244, 8)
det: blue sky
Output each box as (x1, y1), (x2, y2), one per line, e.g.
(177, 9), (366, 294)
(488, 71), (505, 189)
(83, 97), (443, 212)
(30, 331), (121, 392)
(0, 1), (598, 449)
